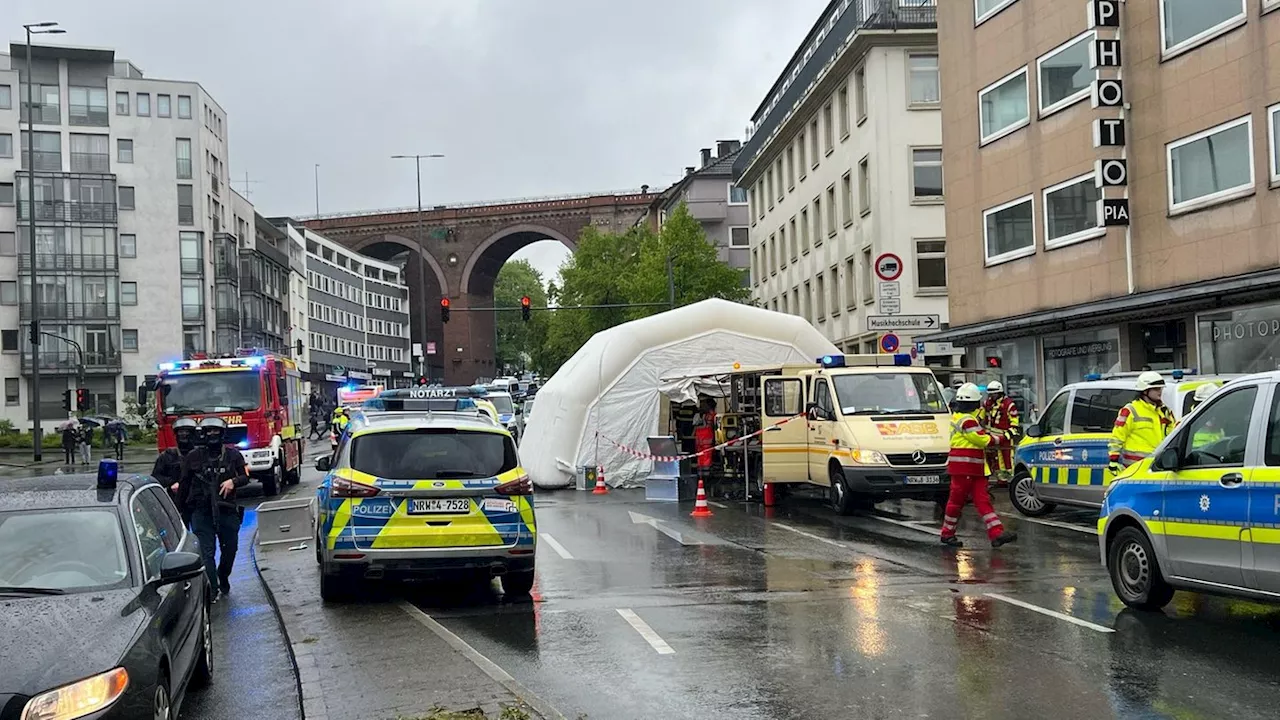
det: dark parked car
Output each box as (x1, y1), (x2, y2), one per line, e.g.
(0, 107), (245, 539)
(0, 462), (212, 720)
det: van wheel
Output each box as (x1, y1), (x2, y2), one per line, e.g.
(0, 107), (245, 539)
(1108, 526), (1175, 611)
(1009, 471), (1054, 517)
(261, 464), (281, 497)
(829, 466), (855, 516)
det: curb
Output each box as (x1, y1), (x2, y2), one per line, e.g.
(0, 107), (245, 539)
(250, 529), (309, 720)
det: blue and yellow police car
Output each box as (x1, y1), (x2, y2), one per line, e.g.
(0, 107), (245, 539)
(313, 386), (536, 601)
(1009, 370), (1239, 518)
(1100, 370), (1279, 610)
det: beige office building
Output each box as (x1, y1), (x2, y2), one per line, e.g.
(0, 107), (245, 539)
(926, 0), (1280, 410)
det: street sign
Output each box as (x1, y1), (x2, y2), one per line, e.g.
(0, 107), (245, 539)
(880, 333), (900, 353)
(426, 342), (437, 356)
(874, 253), (903, 282)
(867, 314), (941, 332)
(878, 298), (902, 315)
(877, 282), (900, 298)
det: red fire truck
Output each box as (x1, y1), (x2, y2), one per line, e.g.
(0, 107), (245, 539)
(140, 352), (306, 496)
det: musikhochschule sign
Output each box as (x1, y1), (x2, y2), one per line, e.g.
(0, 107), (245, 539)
(1045, 340), (1117, 361)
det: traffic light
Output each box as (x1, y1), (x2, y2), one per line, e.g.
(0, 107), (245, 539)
(75, 388), (90, 412)
(986, 356), (1002, 369)
(61, 389), (72, 412)
(416, 376), (428, 386)
(440, 297), (451, 324)
(520, 296), (531, 322)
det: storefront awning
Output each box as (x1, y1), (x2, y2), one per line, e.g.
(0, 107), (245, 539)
(918, 268), (1280, 346)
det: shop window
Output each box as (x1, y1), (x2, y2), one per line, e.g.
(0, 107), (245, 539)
(1037, 32), (1095, 117)
(1069, 388), (1132, 433)
(979, 67), (1029, 145)
(1196, 303), (1280, 374)
(1167, 115), (1253, 214)
(1044, 329), (1120, 397)
(1160, 0), (1246, 58)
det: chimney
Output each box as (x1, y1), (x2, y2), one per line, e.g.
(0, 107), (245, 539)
(700, 148), (712, 168)
(685, 166), (695, 176)
(716, 140), (741, 157)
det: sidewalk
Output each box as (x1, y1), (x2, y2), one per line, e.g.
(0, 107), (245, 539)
(255, 538), (554, 720)
(0, 446), (158, 476)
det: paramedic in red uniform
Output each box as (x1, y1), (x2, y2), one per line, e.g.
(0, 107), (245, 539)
(979, 380), (1020, 486)
(942, 383), (1018, 549)
(693, 397), (718, 479)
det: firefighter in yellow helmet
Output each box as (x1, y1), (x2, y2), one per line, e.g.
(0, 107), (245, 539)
(978, 379), (1020, 486)
(1108, 371), (1175, 475)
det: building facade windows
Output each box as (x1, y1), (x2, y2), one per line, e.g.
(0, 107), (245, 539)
(1037, 32), (1096, 117)
(858, 156), (871, 214)
(914, 239), (947, 293)
(855, 66), (867, 122)
(861, 247), (873, 302)
(177, 95), (192, 119)
(120, 234), (136, 258)
(122, 329), (138, 352)
(115, 92), (129, 115)
(983, 194), (1035, 265)
(157, 94), (171, 118)
(908, 53), (940, 106)
(1271, 104), (1280, 184)
(844, 258), (856, 309)
(730, 226), (749, 248)
(117, 139), (133, 164)
(0, 85), (10, 109)
(911, 148), (943, 201)
(118, 186), (135, 210)
(728, 183), (748, 204)
(136, 93), (150, 117)
(121, 282), (137, 305)
(1043, 173), (1102, 248)
(979, 67), (1030, 145)
(0, 134), (10, 158)
(976, 0), (1018, 25)
(1159, 0), (1247, 58)
(1167, 115), (1253, 215)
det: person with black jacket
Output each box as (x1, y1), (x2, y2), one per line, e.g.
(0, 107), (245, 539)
(178, 417), (250, 601)
(155, 418), (199, 527)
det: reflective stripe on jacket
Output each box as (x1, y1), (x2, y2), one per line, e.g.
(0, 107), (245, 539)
(1109, 398), (1174, 467)
(979, 396), (1020, 443)
(948, 411), (990, 477)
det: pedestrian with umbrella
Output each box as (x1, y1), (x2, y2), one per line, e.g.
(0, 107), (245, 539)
(77, 419), (94, 465)
(58, 419), (78, 466)
(106, 418), (127, 460)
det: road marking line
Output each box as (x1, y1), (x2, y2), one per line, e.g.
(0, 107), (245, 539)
(866, 514), (942, 536)
(628, 511), (701, 545)
(771, 521), (846, 548)
(399, 602), (568, 719)
(540, 533), (574, 559)
(708, 501), (728, 509)
(1019, 517), (1098, 535)
(984, 592), (1115, 633)
(616, 608), (676, 654)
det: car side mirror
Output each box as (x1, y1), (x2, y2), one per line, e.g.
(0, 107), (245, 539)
(315, 456), (332, 472)
(1024, 424), (1042, 439)
(158, 551), (204, 585)
(1156, 446), (1182, 471)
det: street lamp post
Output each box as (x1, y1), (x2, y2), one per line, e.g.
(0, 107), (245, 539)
(391, 154), (444, 380)
(23, 21), (66, 462)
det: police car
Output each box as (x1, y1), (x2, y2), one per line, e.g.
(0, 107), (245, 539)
(313, 386), (536, 601)
(1100, 370), (1280, 610)
(1010, 370), (1240, 518)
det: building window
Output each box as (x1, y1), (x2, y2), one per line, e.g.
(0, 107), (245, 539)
(983, 194), (1036, 265)
(789, 217), (798, 256)
(769, 234), (777, 274)
(122, 330), (138, 352)
(976, 0), (1018, 25)
(4, 378), (17, 405)
(822, 102), (834, 153)
(858, 156), (871, 215)
(825, 185), (837, 236)
(841, 173), (854, 226)
(908, 53), (940, 106)
(157, 94), (171, 118)
(802, 282), (811, 321)
(0, 85), (9, 109)
(121, 282), (138, 305)
(845, 258), (857, 309)
(798, 132), (807, 178)
(915, 240), (947, 293)
(810, 119), (820, 167)
(175, 138), (192, 179)
(115, 91), (129, 115)
(838, 85), (850, 138)
(1, 330), (15, 352)
(69, 133), (109, 172)
(728, 184), (747, 205)
(0, 281), (16, 305)
(0, 232), (14, 256)
(117, 139), (133, 163)
(1160, 0), (1247, 58)
(136, 93), (150, 117)
(861, 247), (873, 302)
(816, 273), (826, 320)
(855, 66), (867, 122)
(178, 185), (195, 225)
(177, 95), (192, 119)
(0, 134), (10, 158)
(911, 148), (944, 201)
(750, 186), (759, 223)
(783, 224), (794, 260)
(776, 157), (785, 201)
(800, 208), (810, 252)
(812, 197), (823, 245)
(1043, 173), (1103, 248)
(730, 227), (749, 248)
(979, 67), (1030, 145)
(1268, 103), (1280, 184)
(1037, 32), (1095, 116)
(118, 186), (135, 210)
(1167, 115), (1254, 214)
(0, 183), (12, 206)
(786, 146), (795, 189)
(120, 234), (136, 258)
(751, 248), (759, 285)
(767, 167), (775, 209)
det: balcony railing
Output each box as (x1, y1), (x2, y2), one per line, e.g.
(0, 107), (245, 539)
(68, 105), (110, 127)
(179, 205), (195, 225)
(182, 304), (205, 322)
(180, 256), (204, 275)
(19, 302), (120, 321)
(241, 276), (262, 293)
(242, 317), (265, 333)
(20, 103), (60, 125)
(21, 349), (121, 375)
(215, 307), (240, 327)
(214, 261), (239, 281)
(20, 150), (62, 172)
(860, 0), (937, 30)
(70, 152), (110, 173)
(19, 254), (119, 272)
(18, 200), (118, 224)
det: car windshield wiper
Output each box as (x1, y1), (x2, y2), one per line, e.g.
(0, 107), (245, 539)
(0, 586), (67, 596)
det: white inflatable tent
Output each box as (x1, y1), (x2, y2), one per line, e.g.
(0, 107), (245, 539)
(520, 299), (840, 489)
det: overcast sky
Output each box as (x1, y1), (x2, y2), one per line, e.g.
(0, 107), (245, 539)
(11, 0), (826, 280)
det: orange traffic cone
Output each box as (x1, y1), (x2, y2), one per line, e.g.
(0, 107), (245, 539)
(593, 466), (609, 495)
(691, 478), (713, 517)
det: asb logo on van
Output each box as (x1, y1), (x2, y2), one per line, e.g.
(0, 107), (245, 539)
(875, 422), (939, 437)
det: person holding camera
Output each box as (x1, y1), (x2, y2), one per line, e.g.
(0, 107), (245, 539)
(177, 417), (250, 601)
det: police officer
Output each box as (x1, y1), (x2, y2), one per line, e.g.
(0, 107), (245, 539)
(155, 418), (199, 526)
(179, 417), (249, 600)
(978, 380), (1020, 485)
(1109, 371), (1175, 475)
(941, 383), (1017, 549)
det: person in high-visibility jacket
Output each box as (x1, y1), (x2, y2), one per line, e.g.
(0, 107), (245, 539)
(1187, 383), (1224, 450)
(1109, 371), (1175, 474)
(978, 380), (1020, 485)
(942, 383), (1018, 549)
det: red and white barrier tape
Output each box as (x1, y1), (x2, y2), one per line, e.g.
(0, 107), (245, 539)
(595, 413), (806, 462)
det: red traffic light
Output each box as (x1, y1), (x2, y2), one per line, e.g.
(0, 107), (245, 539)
(440, 298), (450, 308)
(416, 376), (428, 386)
(986, 356), (1002, 368)
(520, 296), (531, 308)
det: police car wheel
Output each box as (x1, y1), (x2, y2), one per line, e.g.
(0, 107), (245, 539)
(1009, 472), (1055, 517)
(501, 570), (535, 597)
(319, 565), (352, 602)
(1108, 526), (1175, 611)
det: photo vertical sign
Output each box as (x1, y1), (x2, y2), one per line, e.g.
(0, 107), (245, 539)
(1089, 0), (1129, 227)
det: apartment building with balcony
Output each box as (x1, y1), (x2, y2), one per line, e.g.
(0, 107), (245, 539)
(733, 0), (957, 363)
(655, 140), (750, 275)
(0, 44), (229, 425)
(209, 188), (291, 359)
(924, 0), (1280, 410)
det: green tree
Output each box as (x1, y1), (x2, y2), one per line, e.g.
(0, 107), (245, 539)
(493, 259), (549, 373)
(631, 203), (751, 309)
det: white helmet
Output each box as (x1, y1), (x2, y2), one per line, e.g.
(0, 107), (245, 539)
(986, 380), (1004, 394)
(955, 383), (983, 402)
(1193, 383), (1218, 403)
(1135, 371), (1165, 391)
